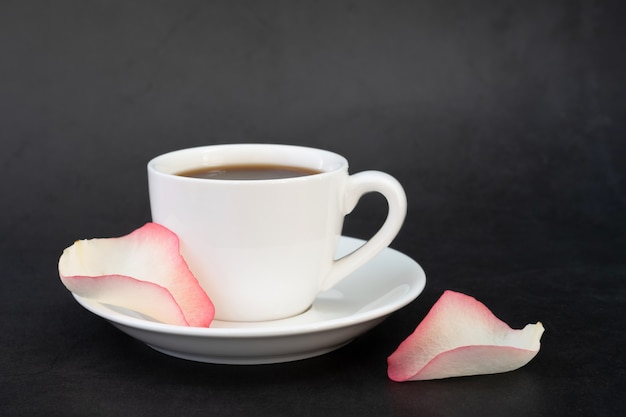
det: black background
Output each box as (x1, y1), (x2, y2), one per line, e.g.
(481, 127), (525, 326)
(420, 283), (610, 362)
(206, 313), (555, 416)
(1, 1), (625, 416)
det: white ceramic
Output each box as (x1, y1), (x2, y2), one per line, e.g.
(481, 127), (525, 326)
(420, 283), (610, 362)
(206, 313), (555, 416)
(148, 144), (407, 322)
(72, 237), (426, 365)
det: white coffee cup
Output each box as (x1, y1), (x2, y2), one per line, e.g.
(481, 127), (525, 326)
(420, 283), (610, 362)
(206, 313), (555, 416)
(147, 144), (406, 322)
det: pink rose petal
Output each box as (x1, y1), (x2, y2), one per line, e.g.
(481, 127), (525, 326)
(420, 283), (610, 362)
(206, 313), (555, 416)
(387, 290), (544, 381)
(58, 223), (214, 327)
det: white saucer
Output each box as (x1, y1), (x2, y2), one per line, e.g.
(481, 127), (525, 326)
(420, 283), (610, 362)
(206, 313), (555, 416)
(72, 236), (426, 365)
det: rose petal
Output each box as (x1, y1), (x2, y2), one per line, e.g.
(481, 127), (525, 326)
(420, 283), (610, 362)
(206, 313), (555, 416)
(387, 290), (544, 381)
(58, 223), (214, 327)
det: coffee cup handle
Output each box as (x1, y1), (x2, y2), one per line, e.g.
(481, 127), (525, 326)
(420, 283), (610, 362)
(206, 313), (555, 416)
(321, 171), (407, 291)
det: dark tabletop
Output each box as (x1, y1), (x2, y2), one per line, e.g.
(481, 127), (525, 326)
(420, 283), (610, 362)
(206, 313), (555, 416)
(1, 1), (625, 416)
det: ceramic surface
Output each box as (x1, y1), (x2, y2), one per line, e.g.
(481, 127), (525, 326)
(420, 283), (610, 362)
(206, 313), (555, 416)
(148, 144), (407, 321)
(72, 236), (426, 364)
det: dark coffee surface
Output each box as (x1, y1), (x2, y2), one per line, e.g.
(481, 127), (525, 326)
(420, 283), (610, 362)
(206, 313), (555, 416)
(177, 164), (321, 180)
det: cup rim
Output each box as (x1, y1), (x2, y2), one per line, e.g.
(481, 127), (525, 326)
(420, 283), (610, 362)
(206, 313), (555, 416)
(147, 144), (349, 183)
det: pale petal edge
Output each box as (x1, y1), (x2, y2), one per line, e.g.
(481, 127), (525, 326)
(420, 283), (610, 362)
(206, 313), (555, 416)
(60, 273), (190, 326)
